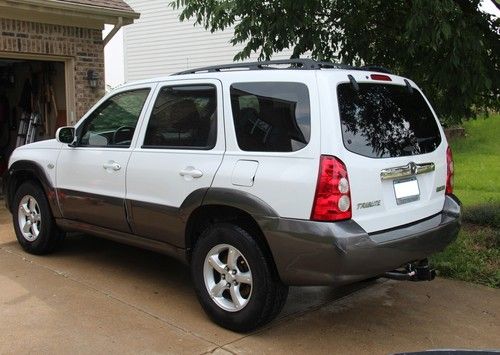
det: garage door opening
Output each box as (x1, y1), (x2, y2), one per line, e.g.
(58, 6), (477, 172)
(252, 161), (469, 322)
(0, 58), (67, 179)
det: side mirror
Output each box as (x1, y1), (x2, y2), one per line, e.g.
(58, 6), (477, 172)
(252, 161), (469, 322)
(56, 126), (76, 145)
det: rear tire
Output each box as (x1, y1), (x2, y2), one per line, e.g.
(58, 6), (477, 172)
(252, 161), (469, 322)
(12, 181), (64, 255)
(191, 223), (288, 332)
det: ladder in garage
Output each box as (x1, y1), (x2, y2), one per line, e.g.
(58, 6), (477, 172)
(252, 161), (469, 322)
(16, 112), (41, 147)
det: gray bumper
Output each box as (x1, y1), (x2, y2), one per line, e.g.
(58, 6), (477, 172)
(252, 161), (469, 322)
(260, 195), (461, 286)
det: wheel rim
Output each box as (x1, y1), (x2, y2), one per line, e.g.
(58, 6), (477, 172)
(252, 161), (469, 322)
(203, 243), (253, 312)
(17, 195), (42, 242)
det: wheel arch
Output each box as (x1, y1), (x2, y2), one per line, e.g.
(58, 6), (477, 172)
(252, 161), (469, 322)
(184, 188), (281, 279)
(6, 160), (61, 218)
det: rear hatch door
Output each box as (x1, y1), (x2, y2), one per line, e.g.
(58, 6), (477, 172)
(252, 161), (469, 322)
(336, 79), (447, 233)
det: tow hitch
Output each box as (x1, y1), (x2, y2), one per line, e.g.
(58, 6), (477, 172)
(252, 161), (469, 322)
(383, 259), (436, 282)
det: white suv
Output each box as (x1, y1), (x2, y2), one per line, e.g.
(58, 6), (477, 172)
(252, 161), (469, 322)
(5, 59), (461, 332)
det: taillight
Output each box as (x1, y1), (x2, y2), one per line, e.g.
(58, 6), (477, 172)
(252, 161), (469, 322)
(311, 155), (352, 221)
(446, 146), (454, 194)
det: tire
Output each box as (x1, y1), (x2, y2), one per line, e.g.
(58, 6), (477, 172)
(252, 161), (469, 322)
(12, 181), (64, 255)
(191, 223), (288, 332)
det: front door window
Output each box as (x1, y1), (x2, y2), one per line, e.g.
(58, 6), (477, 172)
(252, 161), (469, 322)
(78, 89), (150, 148)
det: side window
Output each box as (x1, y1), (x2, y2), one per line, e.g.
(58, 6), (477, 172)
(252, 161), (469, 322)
(79, 89), (150, 148)
(230, 82), (311, 152)
(143, 85), (217, 149)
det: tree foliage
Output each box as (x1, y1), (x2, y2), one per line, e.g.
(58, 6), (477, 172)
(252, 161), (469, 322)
(172, 0), (499, 123)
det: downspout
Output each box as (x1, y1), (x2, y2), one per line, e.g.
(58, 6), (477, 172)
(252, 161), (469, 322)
(103, 16), (123, 46)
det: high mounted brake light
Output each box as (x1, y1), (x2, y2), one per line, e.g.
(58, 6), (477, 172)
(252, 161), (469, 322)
(311, 156), (352, 221)
(446, 146), (454, 194)
(370, 74), (392, 81)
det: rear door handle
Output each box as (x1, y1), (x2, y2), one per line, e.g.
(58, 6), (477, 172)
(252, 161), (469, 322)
(103, 161), (121, 171)
(179, 167), (203, 179)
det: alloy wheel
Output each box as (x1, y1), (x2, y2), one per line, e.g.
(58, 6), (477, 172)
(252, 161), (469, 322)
(18, 195), (42, 242)
(203, 243), (253, 312)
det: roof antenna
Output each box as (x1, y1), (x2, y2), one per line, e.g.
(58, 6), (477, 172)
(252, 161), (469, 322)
(348, 74), (359, 91)
(404, 79), (414, 94)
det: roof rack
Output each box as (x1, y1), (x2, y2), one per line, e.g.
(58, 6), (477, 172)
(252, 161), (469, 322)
(172, 59), (392, 75)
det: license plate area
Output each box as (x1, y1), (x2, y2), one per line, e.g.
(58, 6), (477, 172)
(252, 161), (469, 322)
(393, 177), (420, 205)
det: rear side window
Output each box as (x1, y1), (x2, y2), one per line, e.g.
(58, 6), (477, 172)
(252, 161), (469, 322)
(230, 82), (311, 152)
(143, 85), (217, 149)
(337, 83), (441, 158)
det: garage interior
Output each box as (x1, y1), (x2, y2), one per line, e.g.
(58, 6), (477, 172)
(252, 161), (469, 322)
(0, 57), (67, 179)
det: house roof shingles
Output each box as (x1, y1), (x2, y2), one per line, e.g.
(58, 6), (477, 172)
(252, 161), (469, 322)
(58, 0), (135, 14)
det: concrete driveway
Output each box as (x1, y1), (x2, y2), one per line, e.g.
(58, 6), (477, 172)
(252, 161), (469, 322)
(1, 201), (499, 354)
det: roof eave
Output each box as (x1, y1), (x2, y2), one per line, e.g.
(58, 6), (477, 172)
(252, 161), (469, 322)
(4, 0), (140, 25)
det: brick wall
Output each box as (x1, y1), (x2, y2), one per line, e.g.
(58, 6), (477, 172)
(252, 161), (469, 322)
(0, 18), (105, 120)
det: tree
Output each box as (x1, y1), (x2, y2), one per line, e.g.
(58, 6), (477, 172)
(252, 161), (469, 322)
(172, 0), (499, 123)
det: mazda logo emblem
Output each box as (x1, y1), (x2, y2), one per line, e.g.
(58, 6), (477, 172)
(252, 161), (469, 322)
(409, 162), (417, 175)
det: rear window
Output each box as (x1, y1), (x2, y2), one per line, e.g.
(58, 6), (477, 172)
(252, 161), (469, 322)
(230, 82), (311, 152)
(337, 83), (441, 158)
(143, 85), (216, 149)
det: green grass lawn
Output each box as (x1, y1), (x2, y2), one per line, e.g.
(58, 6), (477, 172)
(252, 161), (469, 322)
(451, 115), (500, 206)
(431, 115), (500, 288)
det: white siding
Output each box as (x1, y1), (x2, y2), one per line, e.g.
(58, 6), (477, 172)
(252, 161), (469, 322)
(124, 0), (299, 81)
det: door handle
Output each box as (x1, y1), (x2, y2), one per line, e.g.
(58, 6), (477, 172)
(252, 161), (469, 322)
(179, 167), (203, 179)
(103, 161), (121, 171)
(380, 162), (435, 180)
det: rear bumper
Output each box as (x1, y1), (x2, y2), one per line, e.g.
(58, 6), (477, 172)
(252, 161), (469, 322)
(260, 195), (461, 286)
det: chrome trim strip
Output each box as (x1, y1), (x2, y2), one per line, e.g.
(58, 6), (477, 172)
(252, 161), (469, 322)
(380, 162), (435, 180)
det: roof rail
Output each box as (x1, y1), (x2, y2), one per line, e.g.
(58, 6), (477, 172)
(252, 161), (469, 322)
(172, 59), (392, 75)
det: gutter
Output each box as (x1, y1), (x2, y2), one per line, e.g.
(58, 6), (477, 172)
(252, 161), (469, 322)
(103, 16), (123, 46)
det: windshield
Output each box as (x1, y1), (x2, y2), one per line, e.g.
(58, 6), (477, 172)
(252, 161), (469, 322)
(337, 83), (441, 158)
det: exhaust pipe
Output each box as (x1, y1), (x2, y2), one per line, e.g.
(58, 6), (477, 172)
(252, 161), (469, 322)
(384, 259), (436, 282)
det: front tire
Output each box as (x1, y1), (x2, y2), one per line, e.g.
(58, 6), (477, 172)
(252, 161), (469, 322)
(191, 223), (288, 332)
(12, 181), (64, 255)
